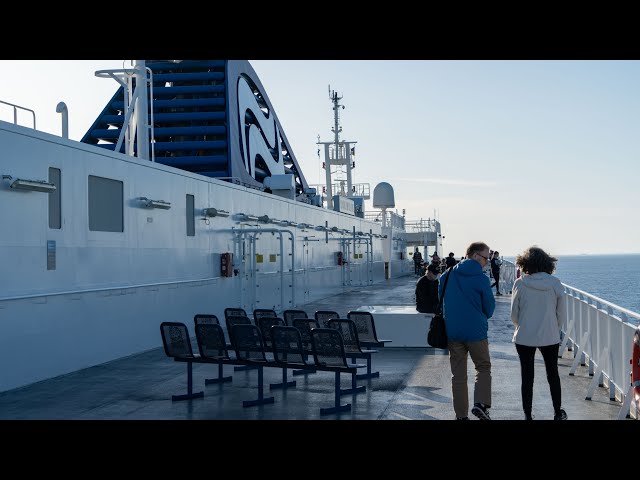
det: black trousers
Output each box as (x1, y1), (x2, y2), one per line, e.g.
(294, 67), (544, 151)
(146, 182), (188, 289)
(515, 343), (562, 417)
(490, 271), (500, 292)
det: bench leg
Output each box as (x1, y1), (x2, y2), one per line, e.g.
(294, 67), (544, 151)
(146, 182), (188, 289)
(339, 370), (366, 395)
(243, 366), (275, 407)
(293, 354), (316, 376)
(270, 368), (296, 390)
(205, 363), (233, 385)
(356, 355), (380, 380)
(172, 362), (204, 401)
(321, 371), (352, 415)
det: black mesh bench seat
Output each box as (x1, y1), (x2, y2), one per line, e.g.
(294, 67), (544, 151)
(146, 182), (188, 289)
(230, 324), (365, 413)
(194, 314), (220, 326)
(328, 318), (381, 380)
(253, 309), (278, 323)
(283, 309), (309, 326)
(224, 307), (247, 320)
(193, 314), (232, 384)
(194, 322), (236, 385)
(347, 311), (392, 349)
(291, 318), (320, 376)
(231, 323), (282, 407)
(225, 314), (258, 372)
(271, 325), (366, 414)
(311, 327), (367, 415)
(160, 322), (206, 401)
(315, 310), (341, 329)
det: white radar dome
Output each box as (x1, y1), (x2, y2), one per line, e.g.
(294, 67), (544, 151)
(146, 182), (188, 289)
(372, 182), (395, 209)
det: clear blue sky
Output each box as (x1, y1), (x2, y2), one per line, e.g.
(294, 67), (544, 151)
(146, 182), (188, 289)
(1, 60), (638, 257)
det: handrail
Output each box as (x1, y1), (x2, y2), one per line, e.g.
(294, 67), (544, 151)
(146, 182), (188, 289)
(0, 276), (219, 302)
(0, 100), (36, 129)
(560, 284), (639, 417)
(95, 64), (155, 161)
(562, 283), (640, 325)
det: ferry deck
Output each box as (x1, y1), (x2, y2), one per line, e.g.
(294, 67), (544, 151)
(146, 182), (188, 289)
(0, 274), (629, 423)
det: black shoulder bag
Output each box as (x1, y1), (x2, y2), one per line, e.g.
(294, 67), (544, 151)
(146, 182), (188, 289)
(427, 268), (451, 349)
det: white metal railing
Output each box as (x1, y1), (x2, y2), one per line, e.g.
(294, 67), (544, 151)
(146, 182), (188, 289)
(498, 259), (516, 294)
(404, 218), (439, 233)
(0, 100), (36, 129)
(559, 284), (639, 419)
(309, 182), (370, 198)
(364, 210), (406, 229)
(95, 63), (155, 162)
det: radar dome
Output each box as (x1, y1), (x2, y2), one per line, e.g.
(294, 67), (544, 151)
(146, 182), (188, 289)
(372, 182), (395, 208)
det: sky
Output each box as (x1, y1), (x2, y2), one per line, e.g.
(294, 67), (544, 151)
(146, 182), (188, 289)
(1, 60), (638, 257)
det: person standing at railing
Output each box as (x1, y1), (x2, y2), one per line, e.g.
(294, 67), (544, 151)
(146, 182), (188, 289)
(511, 246), (568, 421)
(490, 251), (502, 295)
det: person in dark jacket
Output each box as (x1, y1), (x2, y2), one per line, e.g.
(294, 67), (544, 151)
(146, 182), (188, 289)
(490, 250), (502, 295)
(445, 252), (458, 269)
(413, 248), (423, 276)
(439, 241), (496, 420)
(416, 264), (440, 313)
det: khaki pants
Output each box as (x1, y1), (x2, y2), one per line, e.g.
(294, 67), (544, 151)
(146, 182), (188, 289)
(448, 339), (491, 419)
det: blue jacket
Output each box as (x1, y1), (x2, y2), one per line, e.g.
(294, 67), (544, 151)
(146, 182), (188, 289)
(438, 259), (495, 342)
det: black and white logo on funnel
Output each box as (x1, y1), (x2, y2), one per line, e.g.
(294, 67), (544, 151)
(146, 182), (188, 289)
(238, 76), (285, 180)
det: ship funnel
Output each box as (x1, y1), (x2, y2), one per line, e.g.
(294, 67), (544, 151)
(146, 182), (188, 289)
(372, 182), (395, 209)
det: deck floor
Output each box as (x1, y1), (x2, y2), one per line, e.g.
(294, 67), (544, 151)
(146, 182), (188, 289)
(0, 274), (632, 422)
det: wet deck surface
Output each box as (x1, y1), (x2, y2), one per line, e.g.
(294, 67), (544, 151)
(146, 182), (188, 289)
(0, 274), (632, 422)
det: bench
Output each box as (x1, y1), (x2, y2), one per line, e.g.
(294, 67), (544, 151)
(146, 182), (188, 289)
(328, 318), (380, 380)
(347, 311), (392, 349)
(161, 321), (365, 415)
(193, 314), (232, 384)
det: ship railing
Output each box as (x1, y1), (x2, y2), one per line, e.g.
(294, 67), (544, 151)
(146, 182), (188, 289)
(309, 183), (370, 199)
(495, 259), (516, 294)
(363, 211), (405, 229)
(403, 218), (439, 233)
(559, 284), (639, 417)
(0, 100), (36, 129)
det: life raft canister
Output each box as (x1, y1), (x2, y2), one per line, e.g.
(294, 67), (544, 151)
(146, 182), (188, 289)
(632, 327), (640, 403)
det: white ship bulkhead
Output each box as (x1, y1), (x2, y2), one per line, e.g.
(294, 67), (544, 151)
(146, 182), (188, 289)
(0, 122), (409, 392)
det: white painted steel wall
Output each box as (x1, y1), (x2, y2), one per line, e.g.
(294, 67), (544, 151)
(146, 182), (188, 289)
(0, 122), (411, 392)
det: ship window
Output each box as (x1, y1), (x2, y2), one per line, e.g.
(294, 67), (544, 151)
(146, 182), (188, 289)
(48, 167), (61, 229)
(186, 194), (195, 236)
(88, 175), (123, 232)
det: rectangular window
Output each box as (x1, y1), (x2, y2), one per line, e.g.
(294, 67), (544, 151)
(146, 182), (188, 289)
(186, 194), (195, 236)
(48, 167), (61, 229)
(88, 175), (123, 232)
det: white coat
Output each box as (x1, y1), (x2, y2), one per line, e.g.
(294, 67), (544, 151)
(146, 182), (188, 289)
(511, 272), (567, 347)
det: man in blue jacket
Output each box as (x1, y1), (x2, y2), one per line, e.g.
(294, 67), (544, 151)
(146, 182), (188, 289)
(438, 241), (496, 420)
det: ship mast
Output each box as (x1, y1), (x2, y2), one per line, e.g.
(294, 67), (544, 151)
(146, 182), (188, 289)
(317, 86), (357, 210)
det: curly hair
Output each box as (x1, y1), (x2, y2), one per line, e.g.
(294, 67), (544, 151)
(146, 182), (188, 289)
(515, 246), (557, 274)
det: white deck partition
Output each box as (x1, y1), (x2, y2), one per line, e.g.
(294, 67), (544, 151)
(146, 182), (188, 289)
(359, 305), (433, 347)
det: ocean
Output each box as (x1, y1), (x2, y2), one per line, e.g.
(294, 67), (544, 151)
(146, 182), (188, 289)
(505, 254), (640, 319)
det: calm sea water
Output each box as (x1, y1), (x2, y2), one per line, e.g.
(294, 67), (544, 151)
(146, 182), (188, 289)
(504, 254), (640, 316)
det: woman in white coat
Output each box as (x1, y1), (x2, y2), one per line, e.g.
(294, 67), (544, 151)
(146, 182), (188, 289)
(511, 246), (568, 420)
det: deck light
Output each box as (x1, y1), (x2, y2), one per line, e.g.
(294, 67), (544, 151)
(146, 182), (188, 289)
(202, 208), (230, 218)
(3, 175), (56, 193)
(139, 197), (171, 209)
